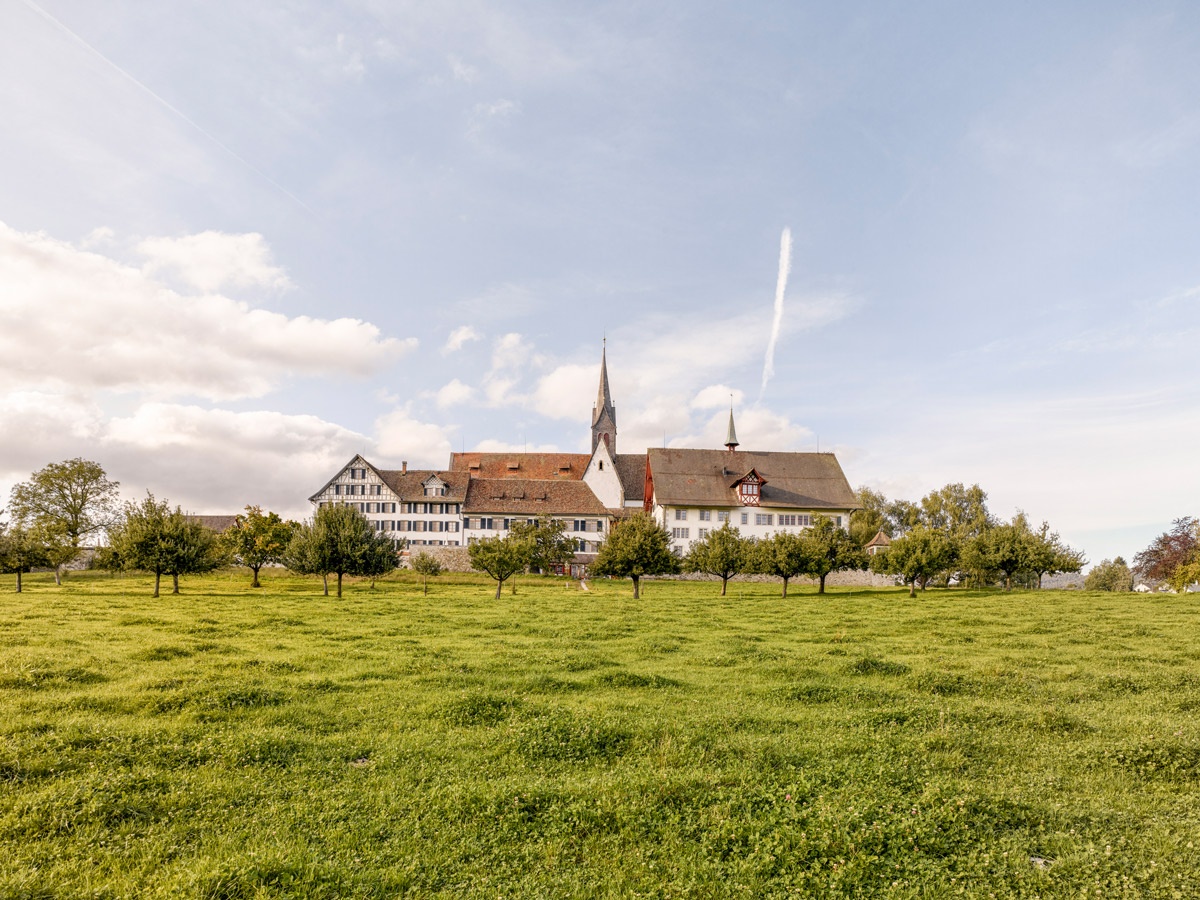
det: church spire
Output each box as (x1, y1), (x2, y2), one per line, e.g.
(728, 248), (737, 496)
(591, 339), (617, 454)
(725, 403), (739, 451)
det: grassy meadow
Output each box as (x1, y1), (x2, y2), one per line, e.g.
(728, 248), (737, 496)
(1, 569), (1198, 898)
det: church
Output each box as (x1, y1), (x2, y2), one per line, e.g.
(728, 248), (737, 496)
(308, 346), (861, 564)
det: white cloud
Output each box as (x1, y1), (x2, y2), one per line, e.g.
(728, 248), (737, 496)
(374, 408), (456, 469)
(0, 222), (414, 401)
(136, 230), (293, 293)
(435, 378), (473, 408)
(529, 363), (598, 422)
(471, 439), (560, 453)
(442, 324), (482, 354)
(691, 385), (745, 410)
(448, 54), (478, 84)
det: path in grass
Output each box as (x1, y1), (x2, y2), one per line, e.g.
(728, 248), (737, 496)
(1, 570), (1198, 897)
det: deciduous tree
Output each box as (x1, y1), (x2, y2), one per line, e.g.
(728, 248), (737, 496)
(590, 513), (679, 599)
(801, 514), (868, 594)
(8, 459), (120, 581)
(0, 521), (49, 593)
(1085, 557), (1133, 592)
(964, 522), (1033, 591)
(468, 533), (533, 599)
(753, 531), (808, 598)
(286, 504), (394, 598)
(1133, 517), (1199, 585)
(684, 522), (748, 596)
(509, 516), (577, 573)
(108, 494), (225, 597)
(411, 551), (443, 595)
(871, 525), (955, 598)
(222, 506), (298, 587)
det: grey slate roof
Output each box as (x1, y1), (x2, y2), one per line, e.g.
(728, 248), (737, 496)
(645, 449), (859, 510)
(614, 454), (647, 502)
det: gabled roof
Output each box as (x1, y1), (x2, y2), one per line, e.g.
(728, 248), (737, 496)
(865, 530), (892, 549)
(645, 448), (860, 510)
(377, 469), (470, 500)
(448, 452), (590, 480)
(614, 453), (647, 502)
(463, 478), (609, 515)
(185, 514), (239, 533)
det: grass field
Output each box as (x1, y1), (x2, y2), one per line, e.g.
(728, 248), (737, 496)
(1, 570), (1198, 898)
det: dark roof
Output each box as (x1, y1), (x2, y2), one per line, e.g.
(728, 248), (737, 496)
(865, 531), (892, 548)
(614, 453), (647, 502)
(449, 452), (590, 480)
(376, 469), (470, 501)
(463, 479), (609, 516)
(646, 449), (860, 510)
(185, 514), (239, 533)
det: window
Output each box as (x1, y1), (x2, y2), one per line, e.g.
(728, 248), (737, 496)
(671, 527), (690, 539)
(798, 514), (812, 527)
(778, 514), (797, 527)
(596, 520), (604, 532)
(480, 518), (494, 530)
(717, 511), (730, 523)
(698, 528), (709, 538)
(503, 519), (512, 531)
(413, 521), (426, 532)
(755, 513), (773, 526)
(740, 513), (749, 525)
(741, 483), (759, 496)
(425, 485), (445, 496)
(573, 519), (587, 532)
(674, 509), (688, 521)
(835, 516), (843, 527)
(448, 522), (459, 532)
(577, 539), (587, 552)
(334, 484), (342, 496)
(699, 510), (711, 522)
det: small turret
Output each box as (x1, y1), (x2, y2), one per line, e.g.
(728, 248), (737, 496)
(725, 405), (739, 451)
(591, 340), (617, 454)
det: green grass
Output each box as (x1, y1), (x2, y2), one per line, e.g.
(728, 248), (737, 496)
(1, 569), (1198, 898)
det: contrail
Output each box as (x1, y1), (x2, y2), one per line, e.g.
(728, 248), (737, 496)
(17, 0), (314, 215)
(760, 227), (792, 398)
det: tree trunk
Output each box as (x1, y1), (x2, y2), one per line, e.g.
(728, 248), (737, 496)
(172, 573), (180, 594)
(494, 578), (503, 600)
(252, 566), (261, 588)
(322, 573), (329, 596)
(632, 575), (640, 599)
(54, 567), (62, 586)
(337, 571), (343, 598)
(782, 576), (789, 598)
(908, 579), (916, 598)
(1037, 572), (1044, 589)
(721, 575), (728, 596)
(15, 571), (22, 593)
(819, 573), (827, 594)
(1005, 573), (1012, 592)
(153, 571), (161, 598)
(422, 576), (428, 595)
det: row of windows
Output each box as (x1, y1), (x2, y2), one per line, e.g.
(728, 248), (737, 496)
(464, 517), (606, 532)
(671, 509), (840, 528)
(334, 483), (383, 496)
(374, 520), (461, 533)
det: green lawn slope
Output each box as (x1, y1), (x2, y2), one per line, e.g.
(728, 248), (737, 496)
(1, 570), (1197, 898)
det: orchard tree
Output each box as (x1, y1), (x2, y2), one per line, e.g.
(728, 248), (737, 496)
(108, 494), (224, 597)
(286, 504), (394, 598)
(509, 516), (577, 573)
(222, 506), (298, 587)
(8, 459), (120, 568)
(468, 533), (533, 599)
(1025, 519), (1086, 588)
(801, 514), (868, 594)
(964, 522), (1033, 591)
(590, 513), (680, 599)
(1085, 558), (1133, 592)
(871, 525), (955, 598)
(0, 521), (49, 593)
(849, 487), (892, 547)
(753, 531), (808, 598)
(685, 522), (748, 596)
(411, 551), (443, 595)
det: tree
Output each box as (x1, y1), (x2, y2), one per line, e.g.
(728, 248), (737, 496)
(1025, 519), (1086, 588)
(509, 516), (577, 573)
(1167, 553), (1200, 593)
(0, 522), (49, 593)
(590, 513), (680, 599)
(107, 495), (226, 596)
(468, 533), (533, 599)
(1085, 557), (1133, 592)
(1133, 517), (1199, 585)
(411, 551), (443, 595)
(964, 522), (1034, 591)
(801, 514), (868, 594)
(287, 504), (395, 598)
(871, 525), (956, 598)
(222, 506), (298, 588)
(8, 459), (120, 581)
(849, 487), (891, 547)
(684, 522), (748, 596)
(753, 531), (808, 598)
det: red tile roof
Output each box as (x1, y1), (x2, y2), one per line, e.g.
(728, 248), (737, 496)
(448, 452), (590, 480)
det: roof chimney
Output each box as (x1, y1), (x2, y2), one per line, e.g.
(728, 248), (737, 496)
(401, 461), (408, 474)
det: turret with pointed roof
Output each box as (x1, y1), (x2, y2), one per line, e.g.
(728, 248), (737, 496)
(591, 341), (617, 454)
(725, 405), (739, 451)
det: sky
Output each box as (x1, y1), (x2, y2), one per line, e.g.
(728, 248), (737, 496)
(1, 0), (1198, 567)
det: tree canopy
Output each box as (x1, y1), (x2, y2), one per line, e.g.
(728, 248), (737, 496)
(468, 533), (533, 599)
(411, 551), (443, 595)
(752, 531), (808, 598)
(1133, 517), (1198, 586)
(590, 513), (680, 598)
(107, 494), (225, 597)
(801, 514), (868, 594)
(222, 506), (298, 587)
(509, 516), (577, 573)
(285, 504), (395, 597)
(870, 525), (956, 597)
(0, 521), (49, 593)
(684, 522), (748, 595)
(1085, 557), (1134, 592)
(8, 458), (120, 550)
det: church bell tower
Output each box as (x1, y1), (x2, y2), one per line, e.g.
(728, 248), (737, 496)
(591, 341), (617, 454)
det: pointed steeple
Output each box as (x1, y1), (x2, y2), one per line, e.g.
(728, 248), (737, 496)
(591, 339), (617, 454)
(725, 403), (739, 451)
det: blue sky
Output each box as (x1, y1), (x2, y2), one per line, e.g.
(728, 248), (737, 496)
(2, 0), (1197, 567)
